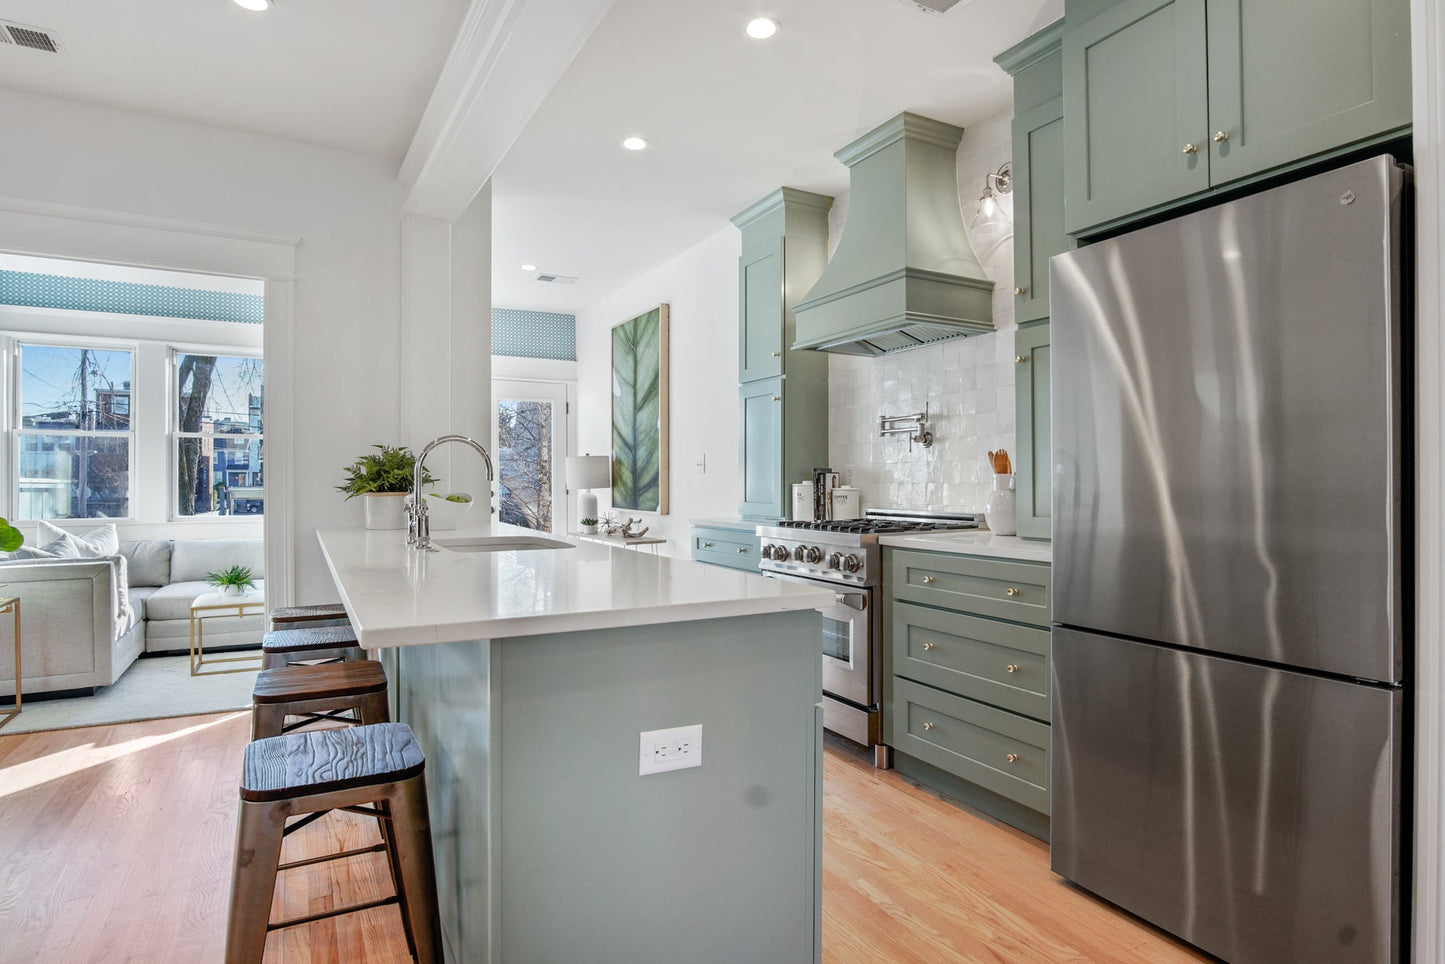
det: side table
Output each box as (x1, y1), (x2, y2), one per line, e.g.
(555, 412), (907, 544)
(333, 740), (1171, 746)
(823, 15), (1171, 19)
(0, 597), (18, 729)
(190, 590), (265, 676)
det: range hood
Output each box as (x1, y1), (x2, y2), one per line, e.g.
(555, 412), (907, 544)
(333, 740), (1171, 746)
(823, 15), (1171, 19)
(792, 112), (994, 356)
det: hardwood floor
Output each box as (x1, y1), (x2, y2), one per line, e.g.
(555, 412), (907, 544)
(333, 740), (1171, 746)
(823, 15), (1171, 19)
(0, 714), (1206, 963)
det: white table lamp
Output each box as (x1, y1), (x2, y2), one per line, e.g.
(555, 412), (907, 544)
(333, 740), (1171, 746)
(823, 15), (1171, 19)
(567, 455), (612, 522)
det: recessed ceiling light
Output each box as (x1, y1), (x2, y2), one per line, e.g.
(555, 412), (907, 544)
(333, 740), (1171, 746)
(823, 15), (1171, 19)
(521, 264), (537, 272)
(745, 17), (779, 39)
(233, 0), (273, 11)
(621, 136), (648, 151)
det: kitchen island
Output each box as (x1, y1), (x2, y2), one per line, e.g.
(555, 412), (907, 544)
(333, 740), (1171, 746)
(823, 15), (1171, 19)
(317, 524), (831, 964)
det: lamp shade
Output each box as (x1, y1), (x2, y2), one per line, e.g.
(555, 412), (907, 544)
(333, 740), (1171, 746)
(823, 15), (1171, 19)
(567, 455), (612, 490)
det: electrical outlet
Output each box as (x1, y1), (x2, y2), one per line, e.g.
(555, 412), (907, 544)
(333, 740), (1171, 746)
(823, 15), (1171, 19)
(639, 724), (702, 775)
(694, 453), (706, 474)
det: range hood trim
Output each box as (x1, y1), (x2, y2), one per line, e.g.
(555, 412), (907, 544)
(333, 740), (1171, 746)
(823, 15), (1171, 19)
(791, 265), (993, 314)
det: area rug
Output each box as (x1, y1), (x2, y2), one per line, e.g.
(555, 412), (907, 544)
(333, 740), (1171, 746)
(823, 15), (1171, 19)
(1, 653), (257, 734)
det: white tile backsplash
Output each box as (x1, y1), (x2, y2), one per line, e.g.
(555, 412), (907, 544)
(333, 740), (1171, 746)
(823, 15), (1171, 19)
(826, 107), (1017, 514)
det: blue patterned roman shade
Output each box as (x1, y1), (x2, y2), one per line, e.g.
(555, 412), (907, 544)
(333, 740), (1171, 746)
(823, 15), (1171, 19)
(492, 308), (576, 361)
(0, 270), (264, 324)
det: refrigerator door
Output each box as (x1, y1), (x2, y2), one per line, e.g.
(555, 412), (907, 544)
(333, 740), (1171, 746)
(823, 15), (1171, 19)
(1052, 627), (1402, 964)
(1050, 156), (1405, 683)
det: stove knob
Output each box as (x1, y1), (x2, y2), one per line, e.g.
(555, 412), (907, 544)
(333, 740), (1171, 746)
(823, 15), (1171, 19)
(768, 544), (787, 561)
(761, 543), (775, 559)
(793, 545), (806, 562)
(841, 554), (861, 573)
(827, 552), (842, 570)
(805, 546), (823, 564)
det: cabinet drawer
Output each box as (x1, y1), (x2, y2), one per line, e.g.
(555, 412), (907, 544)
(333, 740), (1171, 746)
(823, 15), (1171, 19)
(692, 526), (759, 573)
(889, 550), (1051, 626)
(892, 602), (1050, 722)
(892, 677), (1049, 815)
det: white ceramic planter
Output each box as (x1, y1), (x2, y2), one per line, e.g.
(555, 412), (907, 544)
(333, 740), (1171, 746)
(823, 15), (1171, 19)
(425, 493), (474, 531)
(363, 492), (409, 530)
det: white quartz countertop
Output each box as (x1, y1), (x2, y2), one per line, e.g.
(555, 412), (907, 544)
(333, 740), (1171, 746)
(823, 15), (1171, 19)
(877, 530), (1053, 563)
(317, 523), (832, 647)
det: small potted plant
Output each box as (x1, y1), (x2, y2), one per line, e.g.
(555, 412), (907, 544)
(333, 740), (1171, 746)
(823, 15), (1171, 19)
(580, 517), (599, 535)
(337, 445), (437, 530)
(425, 491), (475, 530)
(207, 564), (257, 598)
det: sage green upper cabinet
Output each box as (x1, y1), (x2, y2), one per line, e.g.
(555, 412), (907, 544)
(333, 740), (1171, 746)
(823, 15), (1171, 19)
(1205, 0), (1411, 185)
(739, 378), (785, 519)
(739, 238), (785, 383)
(1064, 0), (1210, 235)
(1013, 325), (1051, 540)
(996, 22), (1068, 324)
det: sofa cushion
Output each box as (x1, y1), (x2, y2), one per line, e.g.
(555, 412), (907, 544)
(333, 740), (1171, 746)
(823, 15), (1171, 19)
(38, 519), (119, 558)
(144, 579), (266, 622)
(128, 585), (159, 621)
(170, 539), (265, 583)
(119, 540), (172, 587)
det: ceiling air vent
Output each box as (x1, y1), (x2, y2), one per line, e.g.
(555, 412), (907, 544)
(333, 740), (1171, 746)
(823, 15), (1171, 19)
(536, 274), (578, 285)
(0, 21), (65, 55)
(898, 0), (971, 13)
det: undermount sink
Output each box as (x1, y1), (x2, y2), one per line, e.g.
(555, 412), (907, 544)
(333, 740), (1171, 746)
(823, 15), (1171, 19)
(434, 536), (572, 553)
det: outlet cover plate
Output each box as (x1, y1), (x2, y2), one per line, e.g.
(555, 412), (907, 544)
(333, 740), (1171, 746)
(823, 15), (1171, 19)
(639, 724), (702, 775)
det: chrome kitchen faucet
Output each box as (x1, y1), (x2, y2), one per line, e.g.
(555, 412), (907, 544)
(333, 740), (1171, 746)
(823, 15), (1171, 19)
(408, 434), (496, 551)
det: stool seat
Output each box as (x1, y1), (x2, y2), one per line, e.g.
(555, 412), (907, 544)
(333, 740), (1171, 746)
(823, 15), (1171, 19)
(262, 624), (358, 653)
(270, 602), (349, 625)
(252, 661), (387, 705)
(241, 722), (424, 804)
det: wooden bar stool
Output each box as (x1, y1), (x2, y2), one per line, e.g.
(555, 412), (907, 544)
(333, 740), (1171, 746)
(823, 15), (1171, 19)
(269, 602), (349, 630)
(250, 661), (390, 741)
(260, 624), (364, 670)
(225, 723), (442, 964)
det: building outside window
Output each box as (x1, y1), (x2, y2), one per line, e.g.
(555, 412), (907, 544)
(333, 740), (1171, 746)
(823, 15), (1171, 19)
(16, 344), (134, 520)
(174, 352), (264, 518)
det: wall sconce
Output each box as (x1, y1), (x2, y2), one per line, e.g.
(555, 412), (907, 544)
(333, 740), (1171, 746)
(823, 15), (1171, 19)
(974, 162), (1014, 231)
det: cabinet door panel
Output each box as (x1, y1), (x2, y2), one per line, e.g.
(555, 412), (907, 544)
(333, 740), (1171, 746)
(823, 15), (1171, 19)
(1206, 0), (1411, 185)
(1064, 0), (1210, 234)
(739, 240), (785, 383)
(1014, 324), (1051, 540)
(739, 378), (784, 519)
(1013, 98), (1067, 323)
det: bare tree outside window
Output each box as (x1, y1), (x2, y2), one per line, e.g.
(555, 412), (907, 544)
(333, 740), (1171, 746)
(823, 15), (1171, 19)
(175, 354), (264, 517)
(497, 400), (552, 531)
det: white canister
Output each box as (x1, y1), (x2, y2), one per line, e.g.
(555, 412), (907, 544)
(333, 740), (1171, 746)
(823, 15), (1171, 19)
(792, 482), (816, 522)
(831, 487), (861, 521)
(984, 474), (1017, 536)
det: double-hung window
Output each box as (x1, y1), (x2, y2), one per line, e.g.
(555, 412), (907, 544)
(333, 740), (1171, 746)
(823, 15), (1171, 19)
(15, 342), (135, 520)
(173, 351), (264, 518)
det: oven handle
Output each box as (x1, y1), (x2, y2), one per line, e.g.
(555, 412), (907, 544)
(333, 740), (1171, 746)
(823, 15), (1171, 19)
(762, 570), (869, 612)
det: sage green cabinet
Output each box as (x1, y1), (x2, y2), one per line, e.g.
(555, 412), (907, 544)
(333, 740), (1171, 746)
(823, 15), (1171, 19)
(996, 21), (1067, 323)
(691, 523), (761, 572)
(731, 189), (832, 520)
(1064, 0), (1411, 235)
(1014, 324), (1051, 540)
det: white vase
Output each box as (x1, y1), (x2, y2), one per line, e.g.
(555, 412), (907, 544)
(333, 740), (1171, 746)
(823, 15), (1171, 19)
(363, 492), (409, 530)
(985, 474), (1017, 536)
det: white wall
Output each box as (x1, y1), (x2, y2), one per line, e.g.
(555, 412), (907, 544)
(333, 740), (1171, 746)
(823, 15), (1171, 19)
(0, 88), (408, 601)
(574, 225), (741, 557)
(827, 107), (1018, 514)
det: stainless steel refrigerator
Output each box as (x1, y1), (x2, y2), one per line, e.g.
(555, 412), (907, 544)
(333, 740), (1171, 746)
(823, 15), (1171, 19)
(1050, 155), (1408, 964)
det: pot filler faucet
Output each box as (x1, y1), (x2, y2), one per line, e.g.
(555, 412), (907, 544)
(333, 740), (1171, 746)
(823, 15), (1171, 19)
(407, 434), (496, 551)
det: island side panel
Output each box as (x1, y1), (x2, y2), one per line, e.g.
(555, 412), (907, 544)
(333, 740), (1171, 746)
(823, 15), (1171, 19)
(397, 609), (823, 963)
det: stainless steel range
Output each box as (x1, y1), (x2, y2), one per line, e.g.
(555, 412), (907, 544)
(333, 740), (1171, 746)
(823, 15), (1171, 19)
(757, 509), (979, 762)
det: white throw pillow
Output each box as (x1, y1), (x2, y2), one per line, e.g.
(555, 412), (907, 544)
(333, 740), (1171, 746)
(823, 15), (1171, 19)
(37, 520), (119, 558)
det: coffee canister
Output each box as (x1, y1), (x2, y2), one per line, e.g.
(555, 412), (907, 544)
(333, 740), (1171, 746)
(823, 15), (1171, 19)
(792, 482), (816, 522)
(831, 487), (861, 521)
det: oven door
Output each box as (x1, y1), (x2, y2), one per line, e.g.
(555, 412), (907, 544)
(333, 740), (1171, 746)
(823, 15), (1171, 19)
(762, 570), (873, 708)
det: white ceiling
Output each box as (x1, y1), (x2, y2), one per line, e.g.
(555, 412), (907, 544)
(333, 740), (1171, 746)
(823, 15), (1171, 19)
(491, 0), (1064, 313)
(0, 0), (467, 158)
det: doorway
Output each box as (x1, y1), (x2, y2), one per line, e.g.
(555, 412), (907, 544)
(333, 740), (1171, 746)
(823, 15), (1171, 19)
(492, 379), (570, 534)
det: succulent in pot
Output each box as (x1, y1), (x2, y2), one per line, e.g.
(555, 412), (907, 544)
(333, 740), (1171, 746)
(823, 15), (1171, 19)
(580, 517), (599, 535)
(337, 445), (437, 530)
(207, 564), (257, 597)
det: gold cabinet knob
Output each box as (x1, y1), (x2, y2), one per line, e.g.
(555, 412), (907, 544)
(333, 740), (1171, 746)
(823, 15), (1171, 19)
(771, 351), (781, 357)
(1006, 753), (1020, 764)
(1006, 663), (1020, 673)
(1005, 587), (1020, 597)
(771, 395), (781, 402)
(1015, 354), (1028, 364)
(1182, 143), (1198, 155)
(1013, 286), (1026, 296)
(700, 541), (714, 548)
(1212, 130), (1230, 143)
(736, 547), (748, 553)
(921, 641), (936, 651)
(923, 721), (936, 731)
(921, 575), (936, 584)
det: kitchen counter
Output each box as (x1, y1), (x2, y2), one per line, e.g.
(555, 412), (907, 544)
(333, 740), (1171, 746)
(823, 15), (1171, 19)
(878, 529), (1053, 563)
(316, 522), (830, 647)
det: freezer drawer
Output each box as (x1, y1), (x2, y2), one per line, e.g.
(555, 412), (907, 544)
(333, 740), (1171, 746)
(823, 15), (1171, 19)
(1052, 627), (1402, 964)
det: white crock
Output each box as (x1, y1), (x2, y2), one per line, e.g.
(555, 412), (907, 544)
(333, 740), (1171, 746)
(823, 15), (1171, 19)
(984, 473), (1017, 536)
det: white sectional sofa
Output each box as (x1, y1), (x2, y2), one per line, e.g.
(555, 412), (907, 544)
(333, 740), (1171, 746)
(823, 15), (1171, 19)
(0, 537), (265, 696)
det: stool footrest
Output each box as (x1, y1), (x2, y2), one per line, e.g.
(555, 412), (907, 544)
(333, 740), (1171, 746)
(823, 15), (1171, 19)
(277, 841), (387, 872)
(268, 893), (399, 931)
(280, 709), (360, 733)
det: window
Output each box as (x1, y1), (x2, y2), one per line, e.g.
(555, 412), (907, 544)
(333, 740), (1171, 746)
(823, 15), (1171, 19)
(174, 352), (264, 518)
(16, 343), (134, 520)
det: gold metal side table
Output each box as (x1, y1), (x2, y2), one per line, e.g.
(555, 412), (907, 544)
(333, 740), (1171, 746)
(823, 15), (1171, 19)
(189, 590), (265, 676)
(0, 597), (18, 729)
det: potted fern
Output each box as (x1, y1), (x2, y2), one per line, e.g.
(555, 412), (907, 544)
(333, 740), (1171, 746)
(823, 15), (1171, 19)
(337, 445), (437, 530)
(207, 564), (257, 598)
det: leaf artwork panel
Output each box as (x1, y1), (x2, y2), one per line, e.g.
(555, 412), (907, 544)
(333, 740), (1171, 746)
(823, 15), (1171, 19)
(611, 304), (669, 513)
